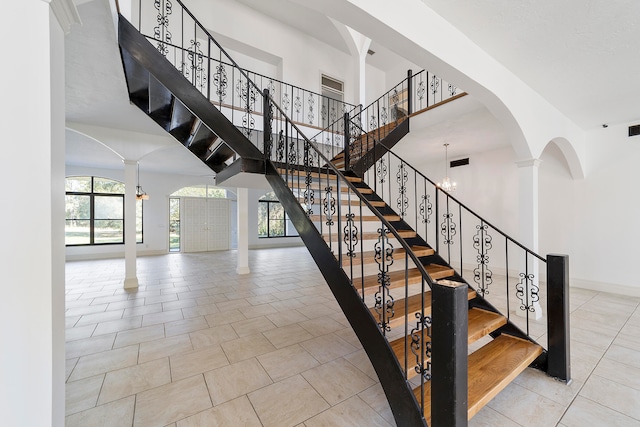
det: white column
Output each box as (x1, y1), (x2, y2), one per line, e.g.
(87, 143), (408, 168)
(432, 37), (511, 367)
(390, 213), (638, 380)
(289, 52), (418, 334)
(516, 159), (542, 319)
(124, 160), (139, 288)
(346, 28), (371, 106)
(236, 187), (250, 274)
(0, 1), (77, 426)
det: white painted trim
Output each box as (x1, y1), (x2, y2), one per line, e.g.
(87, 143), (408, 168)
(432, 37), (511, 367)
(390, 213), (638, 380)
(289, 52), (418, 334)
(571, 278), (640, 298)
(66, 249), (166, 261)
(460, 262), (640, 297)
(50, 0), (81, 34)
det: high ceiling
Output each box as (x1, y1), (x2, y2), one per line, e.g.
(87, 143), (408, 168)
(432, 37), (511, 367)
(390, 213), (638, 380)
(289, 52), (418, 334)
(65, 0), (640, 176)
(419, 0), (640, 129)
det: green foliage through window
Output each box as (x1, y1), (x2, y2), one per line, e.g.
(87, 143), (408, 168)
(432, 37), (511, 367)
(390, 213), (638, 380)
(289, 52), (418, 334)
(258, 194), (298, 238)
(65, 176), (143, 246)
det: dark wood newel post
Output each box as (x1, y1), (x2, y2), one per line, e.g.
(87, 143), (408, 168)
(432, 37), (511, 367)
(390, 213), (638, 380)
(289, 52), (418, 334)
(546, 254), (571, 383)
(343, 112), (350, 171)
(263, 88), (272, 168)
(431, 280), (468, 426)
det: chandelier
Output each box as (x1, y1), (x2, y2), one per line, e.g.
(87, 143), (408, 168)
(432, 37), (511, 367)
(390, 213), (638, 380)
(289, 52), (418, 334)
(136, 163), (149, 200)
(437, 143), (457, 192)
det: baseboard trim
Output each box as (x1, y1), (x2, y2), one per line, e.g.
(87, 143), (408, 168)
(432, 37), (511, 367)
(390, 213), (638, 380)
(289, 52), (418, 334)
(570, 278), (640, 298)
(66, 249), (166, 262)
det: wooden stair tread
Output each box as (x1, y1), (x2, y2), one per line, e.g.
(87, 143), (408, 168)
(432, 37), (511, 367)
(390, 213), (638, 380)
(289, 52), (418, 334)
(388, 308), (506, 380)
(337, 246), (435, 266)
(286, 182), (373, 194)
(310, 214), (401, 222)
(361, 264), (455, 291)
(278, 168), (361, 183)
(368, 287), (475, 330)
(294, 197), (385, 207)
(466, 335), (543, 418)
(412, 334), (542, 422)
(323, 229), (416, 242)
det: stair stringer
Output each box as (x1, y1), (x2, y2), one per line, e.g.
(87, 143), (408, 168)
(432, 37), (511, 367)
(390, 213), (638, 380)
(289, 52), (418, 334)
(352, 118), (409, 176)
(118, 16), (264, 164)
(265, 164), (428, 427)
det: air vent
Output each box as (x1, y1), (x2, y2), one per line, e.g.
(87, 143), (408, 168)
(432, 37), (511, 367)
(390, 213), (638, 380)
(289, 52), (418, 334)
(450, 158), (469, 168)
(367, 49), (375, 56)
(629, 124), (640, 137)
(321, 75), (343, 93)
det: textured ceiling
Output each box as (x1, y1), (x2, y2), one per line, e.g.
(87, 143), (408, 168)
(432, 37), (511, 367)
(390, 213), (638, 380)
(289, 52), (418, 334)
(419, 0), (640, 128)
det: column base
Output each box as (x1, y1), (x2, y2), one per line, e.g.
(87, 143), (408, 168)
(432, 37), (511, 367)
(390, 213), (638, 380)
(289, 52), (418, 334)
(236, 266), (250, 275)
(124, 277), (139, 289)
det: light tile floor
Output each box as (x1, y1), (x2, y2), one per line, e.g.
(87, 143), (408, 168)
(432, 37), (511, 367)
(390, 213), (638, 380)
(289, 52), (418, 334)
(65, 247), (640, 426)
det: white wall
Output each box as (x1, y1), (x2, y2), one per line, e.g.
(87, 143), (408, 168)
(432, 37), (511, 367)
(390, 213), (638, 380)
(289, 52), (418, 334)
(399, 120), (640, 296)
(1, 3), (67, 426)
(548, 122), (640, 295)
(183, 0), (388, 107)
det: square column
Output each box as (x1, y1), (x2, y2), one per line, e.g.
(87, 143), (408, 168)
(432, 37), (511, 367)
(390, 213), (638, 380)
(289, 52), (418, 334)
(124, 160), (139, 288)
(236, 187), (250, 274)
(516, 158), (542, 319)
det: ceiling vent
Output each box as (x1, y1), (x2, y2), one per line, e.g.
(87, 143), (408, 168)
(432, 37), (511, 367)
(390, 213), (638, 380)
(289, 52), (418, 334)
(629, 124), (640, 137)
(450, 158), (469, 168)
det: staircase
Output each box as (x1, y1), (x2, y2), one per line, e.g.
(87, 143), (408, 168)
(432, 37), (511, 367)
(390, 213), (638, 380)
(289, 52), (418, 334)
(117, 2), (570, 425)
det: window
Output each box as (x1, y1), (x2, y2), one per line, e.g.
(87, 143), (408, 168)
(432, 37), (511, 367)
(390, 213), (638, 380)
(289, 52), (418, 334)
(258, 192), (298, 238)
(169, 197), (180, 252)
(65, 176), (143, 246)
(171, 185), (226, 198)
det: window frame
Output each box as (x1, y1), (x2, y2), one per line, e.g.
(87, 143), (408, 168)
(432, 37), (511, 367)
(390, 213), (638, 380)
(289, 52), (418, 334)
(258, 198), (298, 239)
(65, 176), (143, 246)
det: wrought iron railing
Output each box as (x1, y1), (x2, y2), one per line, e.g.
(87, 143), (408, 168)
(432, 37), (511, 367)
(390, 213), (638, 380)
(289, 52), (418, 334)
(123, 0), (570, 423)
(134, 0), (356, 140)
(346, 69), (466, 170)
(351, 118), (549, 339)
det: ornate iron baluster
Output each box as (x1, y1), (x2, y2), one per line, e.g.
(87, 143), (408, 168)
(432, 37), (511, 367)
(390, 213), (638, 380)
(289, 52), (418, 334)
(276, 130), (285, 162)
(440, 212), (456, 246)
(181, 40), (206, 91)
(267, 79), (276, 97)
(377, 158), (387, 184)
(473, 223), (493, 296)
(323, 185), (336, 226)
(410, 313), (432, 380)
(380, 106), (388, 126)
(288, 136), (298, 166)
(448, 83), (457, 97)
(343, 213), (358, 258)
(303, 142), (314, 216)
(419, 194), (432, 224)
(329, 105), (337, 122)
(516, 273), (539, 313)
(294, 95), (302, 116)
(236, 78), (256, 138)
(307, 93), (315, 124)
(430, 74), (440, 95)
(417, 79), (426, 102)
(153, 0), (172, 56)
(370, 114), (378, 130)
(214, 64), (227, 103)
(282, 93), (290, 113)
(374, 227), (394, 333)
(321, 104), (327, 123)
(390, 88), (399, 121)
(396, 162), (408, 218)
